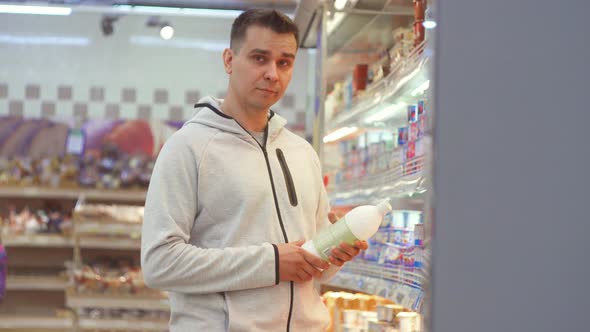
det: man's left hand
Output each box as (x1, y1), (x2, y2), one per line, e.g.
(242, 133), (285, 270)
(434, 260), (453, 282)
(328, 240), (368, 267)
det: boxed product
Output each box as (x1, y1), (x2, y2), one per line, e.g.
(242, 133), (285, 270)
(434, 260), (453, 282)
(397, 127), (408, 146)
(407, 105), (418, 123)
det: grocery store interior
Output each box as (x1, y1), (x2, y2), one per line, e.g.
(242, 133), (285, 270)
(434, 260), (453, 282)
(0, 0), (588, 332)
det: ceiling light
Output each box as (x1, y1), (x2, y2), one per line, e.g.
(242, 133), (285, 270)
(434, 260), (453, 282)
(0, 4), (71, 15)
(423, 6), (436, 29)
(423, 20), (437, 29)
(0, 34), (90, 46)
(160, 24), (174, 40)
(323, 126), (359, 143)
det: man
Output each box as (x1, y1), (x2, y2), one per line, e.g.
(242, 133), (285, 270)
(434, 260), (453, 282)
(141, 9), (367, 332)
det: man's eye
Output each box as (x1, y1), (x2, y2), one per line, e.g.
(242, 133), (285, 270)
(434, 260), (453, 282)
(254, 56), (266, 62)
(279, 60), (292, 67)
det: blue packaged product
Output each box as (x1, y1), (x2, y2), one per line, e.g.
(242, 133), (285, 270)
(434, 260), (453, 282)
(408, 105), (418, 123)
(380, 212), (394, 228)
(383, 244), (402, 267)
(398, 127), (408, 146)
(392, 229), (404, 246)
(363, 240), (383, 263)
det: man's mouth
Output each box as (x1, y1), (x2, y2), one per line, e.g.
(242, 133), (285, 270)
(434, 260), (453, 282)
(257, 88), (277, 94)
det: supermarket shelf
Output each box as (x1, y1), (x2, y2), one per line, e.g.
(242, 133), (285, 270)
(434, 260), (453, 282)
(6, 275), (68, 291)
(78, 318), (168, 331)
(324, 259), (426, 311)
(78, 236), (141, 250)
(74, 221), (142, 237)
(2, 234), (73, 248)
(329, 155), (426, 207)
(326, 41), (430, 132)
(66, 292), (169, 311)
(0, 315), (72, 330)
(0, 186), (146, 202)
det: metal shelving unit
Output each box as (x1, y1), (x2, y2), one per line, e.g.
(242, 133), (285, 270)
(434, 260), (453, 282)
(0, 315), (73, 331)
(0, 186), (152, 332)
(0, 186), (146, 202)
(2, 234), (74, 248)
(66, 291), (169, 312)
(6, 275), (69, 291)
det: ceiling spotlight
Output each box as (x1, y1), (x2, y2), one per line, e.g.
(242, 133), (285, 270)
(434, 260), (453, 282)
(160, 24), (174, 40)
(101, 15), (119, 37)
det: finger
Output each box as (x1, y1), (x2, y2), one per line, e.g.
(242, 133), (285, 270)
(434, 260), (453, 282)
(355, 240), (369, 250)
(339, 243), (360, 257)
(328, 255), (344, 267)
(291, 239), (306, 247)
(328, 212), (338, 224)
(331, 247), (354, 262)
(296, 270), (312, 282)
(301, 263), (322, 279)
(302, 251), (330, 270)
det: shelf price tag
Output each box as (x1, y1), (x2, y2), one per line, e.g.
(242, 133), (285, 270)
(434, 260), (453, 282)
(66, 128), (85, 155)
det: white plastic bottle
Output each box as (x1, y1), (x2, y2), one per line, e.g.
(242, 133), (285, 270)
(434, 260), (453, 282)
(302, 199), (392, 261)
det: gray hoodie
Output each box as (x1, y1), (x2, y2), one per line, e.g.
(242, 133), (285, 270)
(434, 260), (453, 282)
(141, 97), (335, 331)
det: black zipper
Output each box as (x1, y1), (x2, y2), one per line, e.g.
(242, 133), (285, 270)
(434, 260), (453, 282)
(276, 149), (298, 207)
(201, 103), (294, 332)
(251, 127), (294, 332)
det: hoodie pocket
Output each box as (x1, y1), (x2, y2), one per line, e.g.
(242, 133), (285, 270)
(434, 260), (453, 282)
(276, 148), (298, 207)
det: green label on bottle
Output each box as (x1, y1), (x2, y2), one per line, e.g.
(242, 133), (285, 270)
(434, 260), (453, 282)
(312, 217), (359, 260)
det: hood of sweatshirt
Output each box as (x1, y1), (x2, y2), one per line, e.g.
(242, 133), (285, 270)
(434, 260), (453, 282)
(185, 96), (287, 144)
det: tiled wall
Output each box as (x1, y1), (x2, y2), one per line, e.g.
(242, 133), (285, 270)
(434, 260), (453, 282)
(0, 10), (310, 133)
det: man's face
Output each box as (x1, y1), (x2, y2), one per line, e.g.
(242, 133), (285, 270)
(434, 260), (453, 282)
(223, 25), (297, 111)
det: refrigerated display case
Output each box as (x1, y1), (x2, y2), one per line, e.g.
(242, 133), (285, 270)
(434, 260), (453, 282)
(295, 1), (435, 331)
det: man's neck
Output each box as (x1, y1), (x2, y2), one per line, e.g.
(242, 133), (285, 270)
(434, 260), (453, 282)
(221, 91), (268, 133)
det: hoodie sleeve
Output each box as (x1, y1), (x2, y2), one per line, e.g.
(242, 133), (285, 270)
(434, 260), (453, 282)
(141, 132), (278, 294)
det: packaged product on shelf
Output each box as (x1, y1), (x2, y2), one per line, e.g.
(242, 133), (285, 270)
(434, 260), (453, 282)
(402, 247), (415, 272)
(414, 224), (425, 247)
(406, 141), (416, 160)
(353, 64), (369, 95)
(418, 116), (427, 137)
(397, 312), (419, 332)
(397, 127), (408, 146)
(382, 244), (402, 267)
(408, 105), (419, 123)
(409, 123), (419, 142)
(74, 204), (144, 224)
(373, 228), (390, 244)
(72, 258), (154, 296)
(414, 247), (425, 269)
(417, 100), (425, 115)
(380, 212), (394, 228)
(2, 205), (72, 235)
(363, 240), (384, 263)
(392, 211), (407, 229)
(413, 21), (425, 46)
(344, 75), (354, 109)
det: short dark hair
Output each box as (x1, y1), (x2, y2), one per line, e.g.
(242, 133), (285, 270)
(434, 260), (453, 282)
(230, 9), (299, 52)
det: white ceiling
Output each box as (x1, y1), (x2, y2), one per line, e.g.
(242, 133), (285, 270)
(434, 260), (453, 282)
(0, 0), (299, 12)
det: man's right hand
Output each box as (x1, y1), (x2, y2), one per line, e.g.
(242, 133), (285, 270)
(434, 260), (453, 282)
(276, 240), (330, 283)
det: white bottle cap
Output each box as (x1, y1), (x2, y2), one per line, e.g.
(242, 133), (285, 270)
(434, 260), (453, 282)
(377, 199), (393, 216)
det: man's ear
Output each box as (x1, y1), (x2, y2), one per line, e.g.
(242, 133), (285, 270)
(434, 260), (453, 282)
(222, 48), (233, 74)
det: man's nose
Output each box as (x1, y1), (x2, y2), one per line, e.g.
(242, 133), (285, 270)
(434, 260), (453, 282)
(264, 63), (279, 81)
